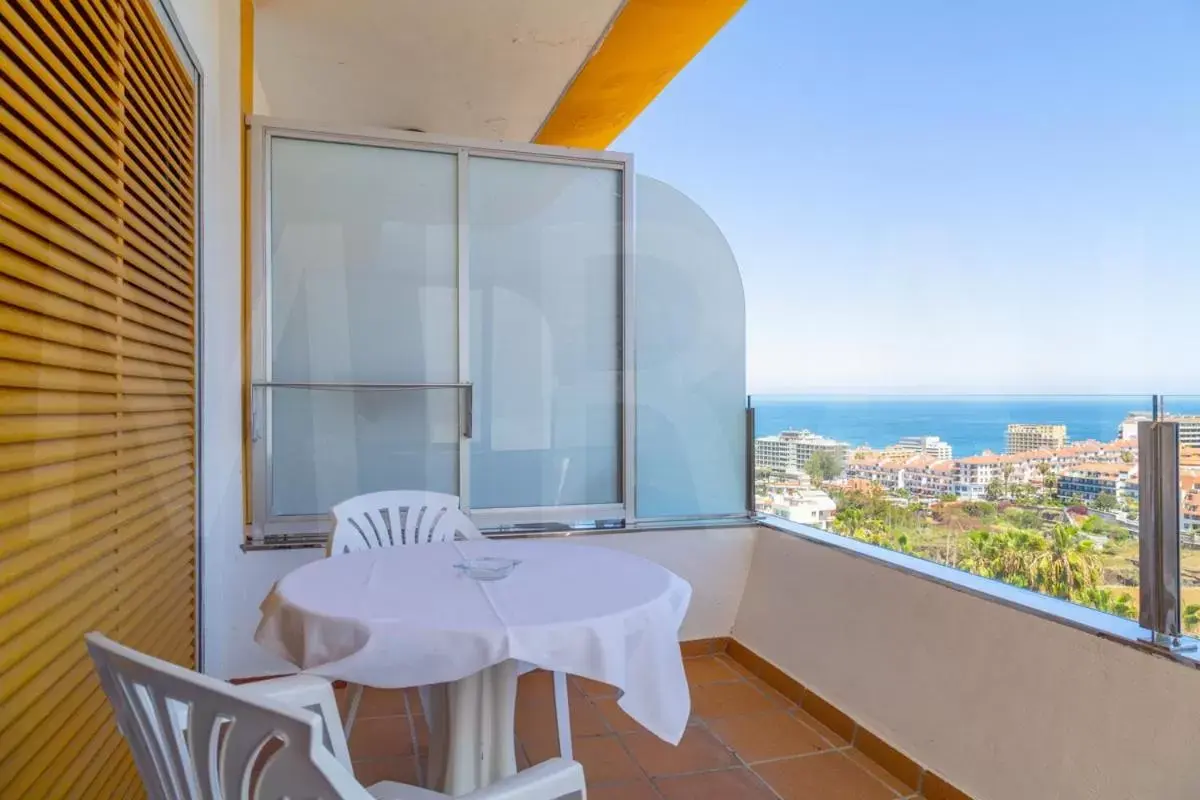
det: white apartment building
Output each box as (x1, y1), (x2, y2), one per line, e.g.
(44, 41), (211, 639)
(1006, 424), (1068, 454)
(764, 489), (838, 530)
(886, 436), (953, 460)
(1120, 413), (1200, 446)
(755, 429), (850, 476)
(846, 455), (955, 498)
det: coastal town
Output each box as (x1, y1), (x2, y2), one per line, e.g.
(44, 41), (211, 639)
(755, 413), (1200, 626)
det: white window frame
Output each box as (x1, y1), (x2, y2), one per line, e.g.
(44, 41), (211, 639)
(248, 117), (635, 536)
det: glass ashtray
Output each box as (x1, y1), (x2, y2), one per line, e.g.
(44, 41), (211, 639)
(454, 556), (521, 581)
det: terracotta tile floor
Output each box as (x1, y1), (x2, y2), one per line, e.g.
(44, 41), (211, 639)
(336, 656), (930, 798)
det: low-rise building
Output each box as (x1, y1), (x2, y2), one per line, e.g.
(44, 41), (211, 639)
(763, 489), (838, 530)
(886, 436), (953, 460)
(1057, 462), (1136, 503)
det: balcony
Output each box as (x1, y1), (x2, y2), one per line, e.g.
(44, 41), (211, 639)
(3, 1), (1200, 799)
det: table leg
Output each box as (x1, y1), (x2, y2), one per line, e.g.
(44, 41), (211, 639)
(425, 660), (520, 795)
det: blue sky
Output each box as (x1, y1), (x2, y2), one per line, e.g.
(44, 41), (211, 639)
(613, 1), (1199, 396)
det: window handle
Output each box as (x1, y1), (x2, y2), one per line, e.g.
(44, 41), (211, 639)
(463, 382), (474, 439)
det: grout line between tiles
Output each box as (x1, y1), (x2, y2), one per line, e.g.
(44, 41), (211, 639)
(403, 690), (424, 787)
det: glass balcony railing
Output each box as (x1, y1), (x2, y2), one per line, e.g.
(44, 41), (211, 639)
(750, 394), (1161, 624)
(1162, 396), (1200, 636)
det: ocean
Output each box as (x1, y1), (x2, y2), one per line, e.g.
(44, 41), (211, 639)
(751, 395), (1200, 458)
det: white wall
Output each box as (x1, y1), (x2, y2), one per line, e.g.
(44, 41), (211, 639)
(734, 527), (1200, 800)
(212, 526), (756, 679)
(168, 0), (250, 681)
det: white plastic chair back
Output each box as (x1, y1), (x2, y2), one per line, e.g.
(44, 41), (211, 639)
(85, 633), (372, 800)
(329, 490), (483, 556)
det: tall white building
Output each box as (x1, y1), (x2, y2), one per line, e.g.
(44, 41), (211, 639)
(755, 429), (849, 476)
(1119, 412), (1200, 446)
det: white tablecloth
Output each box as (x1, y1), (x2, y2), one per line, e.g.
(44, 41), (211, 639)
(255, 539), (693, 744)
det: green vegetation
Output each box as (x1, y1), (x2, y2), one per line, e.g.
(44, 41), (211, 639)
(830, 490), (1137, 620)
(805, 450), (843, 485)
(1093, 492), (1118, 512)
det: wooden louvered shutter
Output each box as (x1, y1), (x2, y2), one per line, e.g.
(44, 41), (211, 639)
(0, 0), (197, 796)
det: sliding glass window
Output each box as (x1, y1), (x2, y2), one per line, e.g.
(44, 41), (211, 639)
(250, 123), (630, 534)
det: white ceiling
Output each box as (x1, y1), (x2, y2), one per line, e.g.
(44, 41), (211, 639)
(253, 0), (624, 141)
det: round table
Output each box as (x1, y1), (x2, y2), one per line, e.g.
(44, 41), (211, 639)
(255, 539), (692, 794)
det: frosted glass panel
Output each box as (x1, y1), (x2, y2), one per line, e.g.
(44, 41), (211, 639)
(270, 138), (457, 383)
(270, 388), (459, 517)
(469, 158), (621, 509)
(635, 175), (747, 517)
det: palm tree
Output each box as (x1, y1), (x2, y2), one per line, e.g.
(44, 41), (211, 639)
(1001, 464), (1015, 495)
(1032, 524), (1102, 602)
(1081, 588), (1136, 620)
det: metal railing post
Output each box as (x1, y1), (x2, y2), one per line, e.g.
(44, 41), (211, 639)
(1138, 418), (1194, 650)
(746, 399), (757, 515)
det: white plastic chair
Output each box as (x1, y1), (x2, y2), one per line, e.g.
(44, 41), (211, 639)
(329, 491), (575, 761)
(328, 491), (480, 555)
(85, 633), (587, 800)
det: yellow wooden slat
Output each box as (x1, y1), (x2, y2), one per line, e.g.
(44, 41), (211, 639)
(0, 301), (118, 357)
(120, 376), (194, 396)
(0, 270), (118, 335)
(0, 451), (190, 532)
(0, 477), (193, 588)
(122, 198), (192, 273)
(0, 154), (121, 257)
(0, 1), (197, 795)
(122, 335), (194, 368)
(0, 329), (118, 375)
(0, 218), (120, 300)
(0, 11), (117, 141)
(0, 358), (119, 394)
(124, 173), (194, 252)
(0, 434), (190, 503)
(3, 688), (116, 797)
(52, 0), (121, 79)
(121, 275), (194, 329)
(0, 54), (118, 176)
(120, 315), (194, 356)
(0, 486), (193, 613)
(0, 266), (189, 356)
(122, 111), (194, 216)
(121, 57), (190, 162)
(0, 389), (189, 417)
(12, 0), (118, 115)
(0, 484), (191, 615)
(66, 724), (138, 800)
(0, 409), (192, 445)
(0, 184), (120, 277)
(122, 253), (195, 312)
(122, 357), (193, 382)
(122, 0), (194, 105)
(0, 103), (117, 210)
(74, 0), (122, 58)
(0, 133), (120, 240)
(0, 465), (193, 564)
(0, 506), (192, 664)
(0, 653), (98, 753)
(123, 223), (193, 291)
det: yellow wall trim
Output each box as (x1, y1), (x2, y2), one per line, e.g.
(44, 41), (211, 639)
(241, 0), (254, 523)
(535, 0), (745, 150)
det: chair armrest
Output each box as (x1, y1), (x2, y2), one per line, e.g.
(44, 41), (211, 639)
(240, 675), (353, 770)
(461, 759), (585, 800)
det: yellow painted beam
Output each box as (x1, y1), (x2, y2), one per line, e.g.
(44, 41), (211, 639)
(535, 0), (744, 150)
(241, 0), (254, 524)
